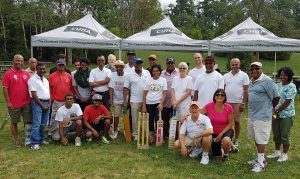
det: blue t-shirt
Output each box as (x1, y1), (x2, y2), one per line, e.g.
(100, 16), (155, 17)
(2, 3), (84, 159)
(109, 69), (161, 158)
(248, 74), (279, 121)
(275, 82), (297, 118)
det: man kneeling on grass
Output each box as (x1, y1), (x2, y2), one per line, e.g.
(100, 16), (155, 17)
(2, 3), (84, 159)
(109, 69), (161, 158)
(175, 101), (213, 165)
(55, 93), (83, 146)
(83, 94), (111, 144)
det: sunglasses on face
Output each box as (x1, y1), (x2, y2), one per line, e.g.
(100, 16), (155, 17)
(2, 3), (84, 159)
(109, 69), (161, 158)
(93, 100), (102, 102)
(148, 58), (156, 61)
(179, 67), (187, 70)
(215, 93), (225, 97)
(250, 67), (261, 71)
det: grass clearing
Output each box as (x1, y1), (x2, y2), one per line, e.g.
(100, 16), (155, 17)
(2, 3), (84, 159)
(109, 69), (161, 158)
(0, 52), (300, 178)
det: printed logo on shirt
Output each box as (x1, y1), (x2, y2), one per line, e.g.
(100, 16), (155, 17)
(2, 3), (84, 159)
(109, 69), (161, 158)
(13, 75), (18, 80)
(22, 75), (27, 80)
(149, 84), (161, 92)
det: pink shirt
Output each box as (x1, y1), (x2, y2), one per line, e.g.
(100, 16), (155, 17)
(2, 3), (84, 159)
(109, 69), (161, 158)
(205, 102), (233, 135)
(160, 69), (179, 108)
(2, 67), (31, 108)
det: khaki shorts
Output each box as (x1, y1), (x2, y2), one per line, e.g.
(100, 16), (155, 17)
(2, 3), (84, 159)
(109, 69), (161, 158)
(8, 104), (32, 124)
(113, 103), (123, 117)
(229, 103), (242, 122)
(176, 136), (208, 148)
(247, 119), (271, 145)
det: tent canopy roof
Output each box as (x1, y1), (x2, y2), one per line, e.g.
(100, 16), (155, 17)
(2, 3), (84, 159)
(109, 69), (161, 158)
(211, 17), (300, 52)
(31, 14), (120, 49)
(122, 16), (207, 51)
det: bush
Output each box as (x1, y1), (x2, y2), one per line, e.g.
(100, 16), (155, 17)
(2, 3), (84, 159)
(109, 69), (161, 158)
(260, 52), (291, 61)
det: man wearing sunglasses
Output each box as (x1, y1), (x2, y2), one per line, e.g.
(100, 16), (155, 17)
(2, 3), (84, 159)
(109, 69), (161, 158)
(83, 94), (111, 144)
(247, 62), (280, 173)
(193, 56), (224, 107)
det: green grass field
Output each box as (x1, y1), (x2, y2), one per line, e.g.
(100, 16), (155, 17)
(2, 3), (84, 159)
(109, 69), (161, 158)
(0, 52), (300, 178)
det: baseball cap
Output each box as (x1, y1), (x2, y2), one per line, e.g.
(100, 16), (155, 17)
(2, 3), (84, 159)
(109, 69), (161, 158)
(189, 101), (202, 109)
(92, 94), (102, 101)
(166, 57), (175, 64)
(148, 54), (157, 60)
(127, 51), (136, 56)
(205, 56), (215, 62)
(56, 60), (65, 65)
(114, 60), (125, 66)
(250, 62), (262, 67)
(134, 57), (143, 64)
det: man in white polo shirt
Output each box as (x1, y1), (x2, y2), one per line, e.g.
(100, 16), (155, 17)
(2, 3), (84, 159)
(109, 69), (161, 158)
(193, 56), (224, 107)
(28, 63), (51, 150)
(175, 101), (213, 165)
(123, 57), (150, 140)
(223, 58), (249, 148)
(89, 55), (111, 109)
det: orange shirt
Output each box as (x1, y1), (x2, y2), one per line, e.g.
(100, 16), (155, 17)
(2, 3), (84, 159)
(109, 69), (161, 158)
(83, 104), (110, 123)
(49, 71), (73, 101)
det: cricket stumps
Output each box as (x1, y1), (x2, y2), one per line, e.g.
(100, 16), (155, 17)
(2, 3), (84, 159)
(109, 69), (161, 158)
(137, 112), (149, 149)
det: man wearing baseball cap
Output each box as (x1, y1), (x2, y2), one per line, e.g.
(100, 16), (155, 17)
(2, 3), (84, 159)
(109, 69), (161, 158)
(247, 62), (280, 172)
(175, 101), (213, 165)
(124, 51), (136, 74)
(160, 57), (179, 137)
(83, 94), (112, 144)
(123, 57), (150, 140)
(194, 56), (224, 107)
(146, 54), (157, 72)
(109, 60), (127, 139)
(49, 54), (71, 75)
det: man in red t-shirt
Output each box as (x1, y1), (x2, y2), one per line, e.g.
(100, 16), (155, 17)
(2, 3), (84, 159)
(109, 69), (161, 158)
(48, 60), (73, 139)
(2, 54), (32, 147)
(83, 94), (111, 144)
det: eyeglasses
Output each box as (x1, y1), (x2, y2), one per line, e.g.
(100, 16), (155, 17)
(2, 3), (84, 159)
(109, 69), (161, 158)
(215, 93), (225, 97)
(179, 67), (187, 70)
(148, 58), (156, 61)
(250, 68), (261, 71)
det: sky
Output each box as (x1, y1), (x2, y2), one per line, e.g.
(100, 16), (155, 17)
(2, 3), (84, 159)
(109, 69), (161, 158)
(159, 0), (176, 9)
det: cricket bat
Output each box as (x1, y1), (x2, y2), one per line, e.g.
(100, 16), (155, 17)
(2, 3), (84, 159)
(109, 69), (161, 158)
(168, 109), (177, 149)
(156, 111), (164, 146)
(123, 108), (131, 143)
(109, 106), (115, 140)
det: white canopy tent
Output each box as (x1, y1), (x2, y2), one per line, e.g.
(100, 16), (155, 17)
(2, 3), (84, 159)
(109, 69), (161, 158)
(121, 16), (208, 51)
(210, 17), (300, 72)
(210, 17), (300, 52)
(31, 14), (121, 57)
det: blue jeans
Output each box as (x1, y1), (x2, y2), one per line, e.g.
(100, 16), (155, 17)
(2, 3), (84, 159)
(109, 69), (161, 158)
(30, 100), (50, 145)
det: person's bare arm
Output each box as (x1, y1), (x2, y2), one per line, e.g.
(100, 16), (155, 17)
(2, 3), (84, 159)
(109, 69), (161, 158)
(123, 87), (129, 107)
(195, 128), (213, 138)
(142, 90), (148, 113)
(3, 87), (13, 109)
(193, 90), (199, 101)
(89, 77), (110, 87)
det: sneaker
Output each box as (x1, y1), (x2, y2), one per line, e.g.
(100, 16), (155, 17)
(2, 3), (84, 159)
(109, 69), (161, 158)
(277, 153), (288, 162)
(41, 140), (50, 145)
(24, 141), (31, 147)
(200, 154), (209, 165)
(86, 137), (92, 142)
(234, 139), (239, 147)
(189, 148), (203, 158)
(101, 136), (110, 144)
(231, 143), (239, 153)
(222, 154), (229, 161)
(267, 151), (281, 159)
(113, 131), (118, 139)
(247, 159), (267, 165)
(75, 137), (81, 147)
(31, 144), (40, 150)
(252, 162), (265, 173)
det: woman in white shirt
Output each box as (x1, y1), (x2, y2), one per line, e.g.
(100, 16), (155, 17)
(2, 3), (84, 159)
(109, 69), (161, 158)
(142, 64), (167, 143)
(171, 62), (193, 117)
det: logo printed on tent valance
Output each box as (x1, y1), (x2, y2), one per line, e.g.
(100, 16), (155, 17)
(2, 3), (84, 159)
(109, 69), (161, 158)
(237, 28), (270, 35)
(150, 28), (182, 36)
(64, 26), (98, 37)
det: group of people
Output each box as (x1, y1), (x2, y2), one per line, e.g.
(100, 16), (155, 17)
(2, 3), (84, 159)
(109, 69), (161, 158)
(2, 51), (297, 173)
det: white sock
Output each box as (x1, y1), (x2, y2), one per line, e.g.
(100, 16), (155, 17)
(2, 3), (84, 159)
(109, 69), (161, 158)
(257, 153), (265, 164)
(275, 150), (281, 155)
